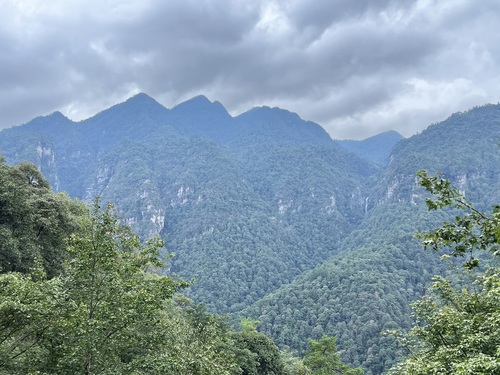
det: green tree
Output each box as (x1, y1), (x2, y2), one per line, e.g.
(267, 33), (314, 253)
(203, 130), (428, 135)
(416, 170), (500, 269)
(231, 319), (287, 375)
(303, 335), (363, 375)
(41, 200), (186, 374)
(0, 158), (83, 277)
(388, 171), (500, 374)
(281, 350), (310, 375)
(0, 199), (238, 374)
(0, 269), (60, 374)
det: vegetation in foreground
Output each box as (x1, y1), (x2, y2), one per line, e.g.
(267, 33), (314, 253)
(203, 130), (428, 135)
(2, 135), (500, 372)
(388, 171), (500, 373)
(0, 158), (361, 374)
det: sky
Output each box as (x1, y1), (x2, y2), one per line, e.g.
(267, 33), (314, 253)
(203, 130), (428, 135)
(1, 0), (500, 140)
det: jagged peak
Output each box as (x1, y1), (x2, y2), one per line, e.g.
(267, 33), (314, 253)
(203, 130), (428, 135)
(6, 110), (74, 133)
(237, 105), (305, 124)
(85, 92), (168, 122)
(31, 110), (71, 124)
(124, 92), (158, 104)
(172, 95), (230, 117)
(176, 94), (211, 106)
(47, 111), (68, 119)
(120, 92), (166, 110)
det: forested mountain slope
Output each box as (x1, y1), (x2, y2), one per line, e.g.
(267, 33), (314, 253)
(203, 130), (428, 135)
(241, 104), (500, 374)
(0, 158), (312, 375)
(0, 94), (379, 313)
(2, 95), (499, 374)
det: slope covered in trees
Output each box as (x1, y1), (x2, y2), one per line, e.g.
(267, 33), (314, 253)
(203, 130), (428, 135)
(0, 159), (358, 374)
(1, 96), (500, 374)
(0, 94), (379, 313)
(239, 105), (500, 374)
(387, 172), (500, 374)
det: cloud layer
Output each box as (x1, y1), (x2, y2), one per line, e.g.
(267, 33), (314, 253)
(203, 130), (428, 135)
(1, 0), (500, 139)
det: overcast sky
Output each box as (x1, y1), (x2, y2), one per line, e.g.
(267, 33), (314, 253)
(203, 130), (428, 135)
(1, 0), (499, 139)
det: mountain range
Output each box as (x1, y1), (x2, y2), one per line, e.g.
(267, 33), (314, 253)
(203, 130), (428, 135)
(1, 94), (499, 374)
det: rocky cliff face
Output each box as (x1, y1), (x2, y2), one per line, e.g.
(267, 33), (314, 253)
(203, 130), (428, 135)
(36, 142), (60, 191)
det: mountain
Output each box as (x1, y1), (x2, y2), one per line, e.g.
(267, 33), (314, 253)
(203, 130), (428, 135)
(232, 106), (334, 146)
(1, 95), (498, 374)
(168, 95), (236, 141)
(240, 104), (500, 374)
(0, 94), (380, 314)
(335, 130), (404, 167)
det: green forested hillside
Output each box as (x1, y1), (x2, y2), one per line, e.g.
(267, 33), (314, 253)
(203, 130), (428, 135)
(0, 94), (379, 313)
(379, 104), (500, 207)
(0, 157), (84, 277)
(239, 104), (500, 374)
(240, 203), (447, 373)
(0, 158), (357, 375)
(1, 96), (500, 374)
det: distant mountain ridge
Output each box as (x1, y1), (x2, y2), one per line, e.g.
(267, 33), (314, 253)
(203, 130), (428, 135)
(0, 93), (380, 313)
(0, 93), (384, 200)
(240, 103), (500, 373)
(336, 130), (404, 167)
(1, 94), (498, 374)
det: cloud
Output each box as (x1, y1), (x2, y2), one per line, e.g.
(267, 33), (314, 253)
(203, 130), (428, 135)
(0, 0), (499, 139)
(325, 77), (490, 139)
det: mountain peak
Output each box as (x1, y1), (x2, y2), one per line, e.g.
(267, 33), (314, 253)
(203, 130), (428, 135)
(239, 106), (305, 123)
(181, 94), (211, 105)
(335, 130), (404, 167)
(88, 93), (167, 122)
(172, 95), (230, 118)
(235, 106), (333, 145)
(48, 111), (69, 120)
(31, 110), (71, 125)
(123, 92), (162, 107)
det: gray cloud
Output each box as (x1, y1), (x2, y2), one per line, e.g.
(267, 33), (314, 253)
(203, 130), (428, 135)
(0, 0), (499, 139)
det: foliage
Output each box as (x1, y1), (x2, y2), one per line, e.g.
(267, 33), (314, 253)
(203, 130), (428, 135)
(230, 321), (287, 375)
(417, 169), (500, 269)
(0, 157), (84, 277)
(389, 272), (500, 374)
(281, 350), (310, 375)
(0, 270), (59, 373)
(0, 199), (240, 374)
(388, 172), (500, 374)
(2, 94), (500, 375)
(304, 335), (364, 375)
(240, 203), (445, 374)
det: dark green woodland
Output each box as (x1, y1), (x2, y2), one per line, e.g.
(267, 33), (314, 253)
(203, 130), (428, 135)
(1, 94), (500, 374)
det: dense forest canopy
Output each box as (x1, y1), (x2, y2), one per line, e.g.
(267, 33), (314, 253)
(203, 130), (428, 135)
(387, 171), (500, 374)
(1, 96), (500, 374)
(0, 158), (359, 374)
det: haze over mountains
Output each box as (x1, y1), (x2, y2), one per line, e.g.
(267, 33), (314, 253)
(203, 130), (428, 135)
(1, 94), (499, 374)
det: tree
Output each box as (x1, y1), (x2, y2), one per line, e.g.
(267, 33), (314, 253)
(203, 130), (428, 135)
(0, 199), (237, 374)
(303, 335), (363, 375)
(416, 170), (500, 269)
(41, 199), (186, 374)
(0, 270), (60, 374)
(388, 171), (500, 374)
(0, 158), (83, 277)
(231, 319), (287, 375)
